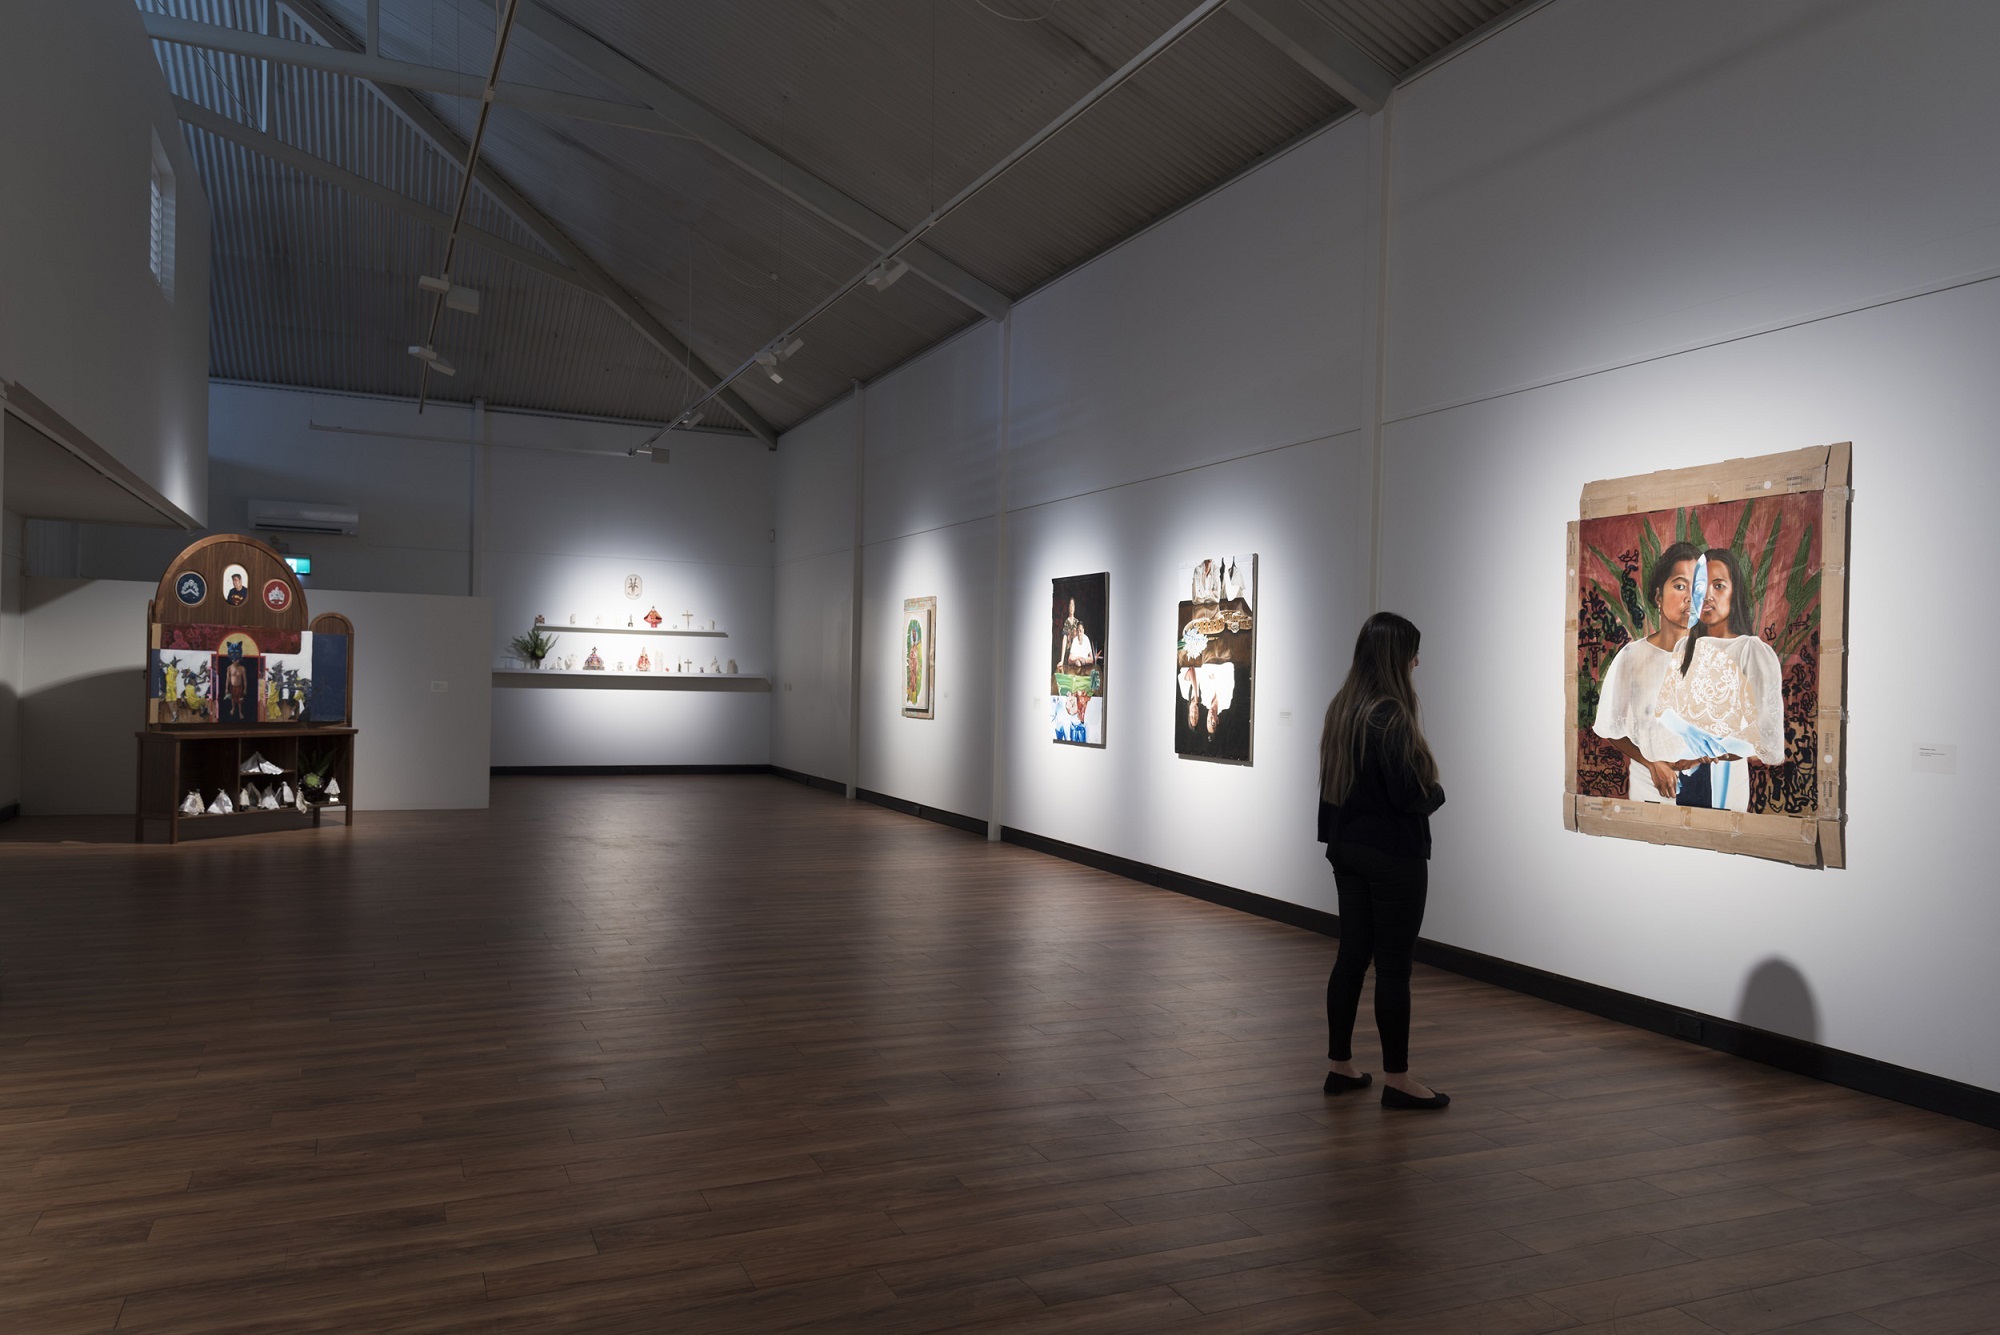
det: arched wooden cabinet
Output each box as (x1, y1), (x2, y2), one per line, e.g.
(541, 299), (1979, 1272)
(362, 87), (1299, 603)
(134, 534), (357, 843)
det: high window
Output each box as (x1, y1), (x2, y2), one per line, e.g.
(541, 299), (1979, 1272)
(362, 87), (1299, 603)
(150, 130), (176, 302)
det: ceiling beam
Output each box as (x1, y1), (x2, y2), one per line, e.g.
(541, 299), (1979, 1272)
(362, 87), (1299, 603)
(142, 11), (691, 139)
(175, 96), (583, 288)
(273, 0), (778, 447)
(515, 1), (1014, 323)
(1227, 0), (1394, 113)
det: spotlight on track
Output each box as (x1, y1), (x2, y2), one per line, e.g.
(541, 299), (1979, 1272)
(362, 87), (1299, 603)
(864, 257), (910, 292)
(753, 336), (803, 385)
(406, 344), (456, 376)
(418, 273), (482, 314)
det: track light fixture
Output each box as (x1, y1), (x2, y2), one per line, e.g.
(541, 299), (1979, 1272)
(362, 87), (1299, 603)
(753, 336), (803, 384)
(864, 257), (910, 292)
(418, 274), (482, 314)
(406, 345), (456, 376)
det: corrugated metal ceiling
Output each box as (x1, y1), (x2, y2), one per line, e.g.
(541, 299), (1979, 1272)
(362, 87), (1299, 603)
(144, 0), (1530, 436)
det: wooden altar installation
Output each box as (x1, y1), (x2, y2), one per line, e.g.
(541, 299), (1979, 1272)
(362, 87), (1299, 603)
(135, 534), (356, 843)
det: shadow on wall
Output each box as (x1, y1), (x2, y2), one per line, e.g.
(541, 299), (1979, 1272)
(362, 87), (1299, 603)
(1736, 955), (1820, 1046)
(22, 670), (142, 815)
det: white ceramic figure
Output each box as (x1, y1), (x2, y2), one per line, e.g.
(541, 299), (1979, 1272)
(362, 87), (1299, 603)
(238, 786), (251, 808)
(326, 778), (342, 802)
(279, 783), (295, 804)
(626, 615), (634, 628)
(565, 654), (577, 669)
(709, 657), (721, 674)
(569, 613), (577, 625)
(180, 791), (203, 815)
(726, 658), (738, 674)
(616, 660), (626, 672)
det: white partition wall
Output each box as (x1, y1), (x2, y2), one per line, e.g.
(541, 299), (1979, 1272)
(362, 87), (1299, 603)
(773, 0), (2000, 1096)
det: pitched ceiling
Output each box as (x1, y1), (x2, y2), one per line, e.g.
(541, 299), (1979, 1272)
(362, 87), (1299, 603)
(143, 0), (1525, 439)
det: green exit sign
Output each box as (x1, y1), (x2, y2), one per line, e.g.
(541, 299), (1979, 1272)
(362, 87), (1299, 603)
(284, 555), (312, 576)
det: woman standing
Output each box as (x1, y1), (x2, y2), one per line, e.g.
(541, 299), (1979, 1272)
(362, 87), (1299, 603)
(1592, 541), (1702, 802)
(1316, 612), (1450, 1110)
(1654, 547), (1785, 810)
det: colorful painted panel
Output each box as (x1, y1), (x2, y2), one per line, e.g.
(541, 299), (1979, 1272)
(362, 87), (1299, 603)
(1051, 573), (1108, 747)
(902, 598), (936, 720)
(1175, 555), (1256, 765)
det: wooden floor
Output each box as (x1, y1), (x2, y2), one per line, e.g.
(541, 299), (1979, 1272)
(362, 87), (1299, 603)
(1, 777), (1996, 1334)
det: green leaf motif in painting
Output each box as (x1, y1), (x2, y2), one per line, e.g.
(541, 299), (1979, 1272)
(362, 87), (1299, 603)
(1586, 543), (1642, 642)
(1637, 522), (1662, 631)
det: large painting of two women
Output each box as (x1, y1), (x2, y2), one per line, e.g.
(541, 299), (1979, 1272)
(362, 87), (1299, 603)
(1576, 489), (1825, 816)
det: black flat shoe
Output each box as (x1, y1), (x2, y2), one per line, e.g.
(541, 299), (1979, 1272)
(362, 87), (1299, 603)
(1381, 1085), (1450, 1110)
(1323, 1071), (1372, 1094)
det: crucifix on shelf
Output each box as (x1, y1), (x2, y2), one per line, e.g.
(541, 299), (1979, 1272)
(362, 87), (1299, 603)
(682, 610), (694, 629)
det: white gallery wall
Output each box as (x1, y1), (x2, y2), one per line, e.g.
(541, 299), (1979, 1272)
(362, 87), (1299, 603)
(76, 382), (775, 771)
(0, 0), (210, 520)
(773, 0), (2000, 1092)
(18, 577), (490, 814)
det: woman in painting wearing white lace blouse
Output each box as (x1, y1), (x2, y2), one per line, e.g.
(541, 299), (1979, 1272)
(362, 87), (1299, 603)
(1592, 541), (1702, 802)
(1654, 547), (1786, 811)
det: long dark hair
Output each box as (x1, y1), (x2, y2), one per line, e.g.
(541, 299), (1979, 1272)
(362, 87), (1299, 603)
(1319, 612), (1438, 803)
(1647, 541), (1703, 631)
(1680, 546), (1755, 672)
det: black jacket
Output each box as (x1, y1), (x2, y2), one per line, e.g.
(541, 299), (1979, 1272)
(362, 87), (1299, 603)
(1317, 702), (1446, 861)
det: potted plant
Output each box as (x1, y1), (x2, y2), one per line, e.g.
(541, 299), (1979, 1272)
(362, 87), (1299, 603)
(300, 745), (337, 804)
(510, 625), (559, 669)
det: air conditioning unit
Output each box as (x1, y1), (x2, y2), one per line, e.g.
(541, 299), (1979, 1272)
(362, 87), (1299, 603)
(248, 499), (360, 536)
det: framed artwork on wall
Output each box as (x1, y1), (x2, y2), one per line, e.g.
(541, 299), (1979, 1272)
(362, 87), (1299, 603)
(1566, 443), (1851, 867)
(1051, 572), (1107, 746)
(902, 596), (936, 719)
(1175, 554), (1256, 764)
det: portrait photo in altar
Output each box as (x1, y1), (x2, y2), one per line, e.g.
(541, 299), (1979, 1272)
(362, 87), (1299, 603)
(1175, 554), (1256, 765)
(1567, 444), (1851, 867)
(1051, 572), (1107, 747)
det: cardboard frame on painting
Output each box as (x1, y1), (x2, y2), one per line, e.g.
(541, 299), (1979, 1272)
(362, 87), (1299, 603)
(902, 596), (936, 720)
(1564, 443), (1851, 868)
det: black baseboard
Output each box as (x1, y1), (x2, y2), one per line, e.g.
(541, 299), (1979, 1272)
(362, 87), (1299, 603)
(1001, 825), (2000, 1132)
(770, 766), (846, 796)
(1002, 827), (1340, 938)
(0, 802), (18, 825)
(491, 764), (774, 777)
(857, 788), (988, 836)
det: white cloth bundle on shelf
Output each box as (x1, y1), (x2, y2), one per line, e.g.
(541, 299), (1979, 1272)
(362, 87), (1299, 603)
(207, 792), (234, 815)
(180, 791), (203, 815)
(259, 790), (280, 810)
(239, 751), (267, 775)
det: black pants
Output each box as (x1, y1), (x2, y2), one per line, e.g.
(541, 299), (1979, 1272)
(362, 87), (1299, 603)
(1325, 843), (1429, 1074)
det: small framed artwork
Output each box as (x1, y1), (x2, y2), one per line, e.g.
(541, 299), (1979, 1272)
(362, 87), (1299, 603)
(1175, 554), (1257, 765)
(902, 596), (936, 720)
(1051, 572), (1107, 746)
(220, 563), (252, 607)
(1566, 442), (1851, 867)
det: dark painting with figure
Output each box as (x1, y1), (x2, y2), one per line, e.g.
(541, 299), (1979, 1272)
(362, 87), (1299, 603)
(1175, 554), (1256, 765)
(1050, 572), (1107, 747)
(1566, 444), (1850, 868)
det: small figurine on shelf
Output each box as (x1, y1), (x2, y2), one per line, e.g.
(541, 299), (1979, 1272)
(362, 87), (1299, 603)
(564, 653), (577, 669)
(626, 614), (635, 628)
(569, 613), (577, 625)
(326, 779), (341, 804)
(616, 660), (626, 672)
(636, 648), (652, 672)
(726, 658), (738, 675)
(594, 614), (603, 627)
(534, 614), (546, 625)
(682, 610), (694, 629)
(644, 606), (663, 629)
(709, 657), (722, 674)
(710, 619), (717, 631)
(584, 647), (605, 670)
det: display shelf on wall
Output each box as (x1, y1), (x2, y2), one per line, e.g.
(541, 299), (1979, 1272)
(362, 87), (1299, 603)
(529, 625), (726, 638)
(492, 670), (769, 693)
